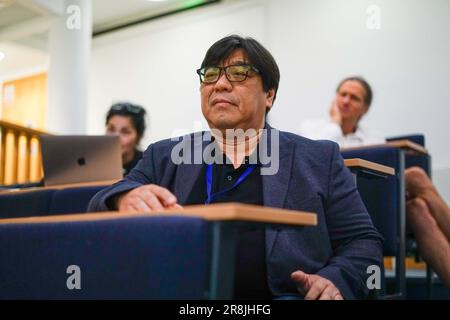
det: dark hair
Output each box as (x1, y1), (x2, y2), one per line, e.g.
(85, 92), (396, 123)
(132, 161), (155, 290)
(106, 102), (147, 140)
(336, 76), (373, 108)
(200, 35), (280, 109)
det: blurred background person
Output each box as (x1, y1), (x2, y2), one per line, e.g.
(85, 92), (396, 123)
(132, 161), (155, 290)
(299, 76), (384, 148)
(105, 102), (147, 176)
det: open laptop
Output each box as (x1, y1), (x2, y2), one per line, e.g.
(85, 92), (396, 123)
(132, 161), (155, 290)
(40, 135), (123, 186)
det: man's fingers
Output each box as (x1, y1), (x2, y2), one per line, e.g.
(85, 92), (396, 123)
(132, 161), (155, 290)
(117, 185), (179, 213)
(130, 201), (148, 213)
(334, 293), (344, 300)
(148, 184), (178, 206)
(120, 200), (144, 213)
(291, 271), (309, 285)
(167, 203), (183, 210)
(140, 190), (165, 211)
(291, 271), (341, 300)
(290, 270), (310, 295)
(304, 278), (328, 300)
(318, 284), (342, 300)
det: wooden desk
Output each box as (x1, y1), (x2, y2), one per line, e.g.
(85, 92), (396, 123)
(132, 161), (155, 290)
(0, 203), (317, 226)
(0, 203), (316, 299)
(345, 158), (395, 180)
(0, 179), (118, 195)
(342, 139), (428, 156)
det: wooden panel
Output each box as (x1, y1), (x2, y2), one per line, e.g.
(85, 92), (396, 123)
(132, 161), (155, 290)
(1, 73), (47, 131)
(1, 71), (48, 185)
(0, 128), (6, 184)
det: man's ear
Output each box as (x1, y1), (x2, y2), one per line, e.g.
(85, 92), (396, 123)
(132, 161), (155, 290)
(266, 89), (275, 108)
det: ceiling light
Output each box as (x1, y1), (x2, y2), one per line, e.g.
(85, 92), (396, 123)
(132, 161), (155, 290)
(0, 51), (5, 61)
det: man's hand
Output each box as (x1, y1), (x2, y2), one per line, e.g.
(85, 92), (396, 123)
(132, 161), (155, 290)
(116, 184), (181, 213)
(291, 270), (343, 300)
(329, 99), (342, 125)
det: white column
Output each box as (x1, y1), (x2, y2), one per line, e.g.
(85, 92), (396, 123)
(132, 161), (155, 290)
(47, 0), (91, 134)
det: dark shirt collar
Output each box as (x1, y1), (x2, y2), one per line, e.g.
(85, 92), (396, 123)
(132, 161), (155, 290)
(209, 136), (262, 167)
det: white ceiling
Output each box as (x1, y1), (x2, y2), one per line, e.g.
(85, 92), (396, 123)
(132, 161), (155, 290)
(0, 0), (218, 79)
(93, 0), (190, 33)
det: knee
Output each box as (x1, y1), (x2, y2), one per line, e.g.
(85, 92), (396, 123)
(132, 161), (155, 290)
(405, 167), (433, 198)
(406, 198), (437, 229)
(405, 166), (428, 181)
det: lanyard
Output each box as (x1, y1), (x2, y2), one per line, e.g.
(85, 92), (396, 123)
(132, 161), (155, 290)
(205, 163), (257, 204)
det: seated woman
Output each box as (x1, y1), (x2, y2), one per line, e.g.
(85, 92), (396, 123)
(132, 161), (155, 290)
(105, 102), (147, 176)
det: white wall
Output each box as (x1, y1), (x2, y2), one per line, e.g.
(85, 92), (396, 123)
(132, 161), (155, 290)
(88, 0), (450, 201)
(89, 0), (266, 144)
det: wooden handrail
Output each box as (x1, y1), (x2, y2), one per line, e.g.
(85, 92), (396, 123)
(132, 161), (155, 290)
(0, 119), (51, 185)
(0, 120), (49, 136)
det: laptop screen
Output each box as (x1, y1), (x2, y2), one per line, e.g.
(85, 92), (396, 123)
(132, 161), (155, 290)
(40, 135), (123, 186)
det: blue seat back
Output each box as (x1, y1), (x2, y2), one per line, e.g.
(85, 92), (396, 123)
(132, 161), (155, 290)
(342, 146), (401, 255)
(0, 216), (211, 299)
(0, 189), (56, 218)
(0, 185), (109, 219)
(386, 134), (430, 173)
(386, 134), (425, 146)
(49, 186), (107, 214)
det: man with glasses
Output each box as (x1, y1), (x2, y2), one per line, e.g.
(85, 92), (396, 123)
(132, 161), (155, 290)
(89, 35), (382, 300)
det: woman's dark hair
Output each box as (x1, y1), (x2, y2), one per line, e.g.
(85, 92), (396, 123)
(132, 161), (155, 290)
(336, 76), (373, 108)
(105, 102), (147, 140)
(200, 35), (280, 107)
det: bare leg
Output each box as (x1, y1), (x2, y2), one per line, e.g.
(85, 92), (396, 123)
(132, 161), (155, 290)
(405, 167), (450, 241)
(407, 197), (450, 289)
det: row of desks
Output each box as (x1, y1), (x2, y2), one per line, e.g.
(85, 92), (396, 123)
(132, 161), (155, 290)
(0, 140), (429, 299)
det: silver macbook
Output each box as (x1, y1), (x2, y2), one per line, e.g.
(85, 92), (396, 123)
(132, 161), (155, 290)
(40, 135), (123, 186)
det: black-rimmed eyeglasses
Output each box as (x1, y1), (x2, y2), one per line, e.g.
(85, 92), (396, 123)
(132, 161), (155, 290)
(196, 65), (259, 84)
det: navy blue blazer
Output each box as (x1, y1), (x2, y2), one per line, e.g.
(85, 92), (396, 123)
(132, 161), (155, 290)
(88, 126), (383, 299)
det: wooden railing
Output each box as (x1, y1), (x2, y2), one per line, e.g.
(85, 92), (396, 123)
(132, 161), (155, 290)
(0, 120), (50, 185)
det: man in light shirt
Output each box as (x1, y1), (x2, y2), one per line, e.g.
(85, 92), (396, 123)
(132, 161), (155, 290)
(299, 76), (385, 147)
(301, 77), (450, 291)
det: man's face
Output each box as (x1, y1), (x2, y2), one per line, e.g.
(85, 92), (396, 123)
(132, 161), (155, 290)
(335, 80), (368, 123)
(200, 49), (274, 131)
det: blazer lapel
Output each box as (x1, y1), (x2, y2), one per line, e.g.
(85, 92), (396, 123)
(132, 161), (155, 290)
(262, 126), (295, 256)
(173, 131), (209, 205)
